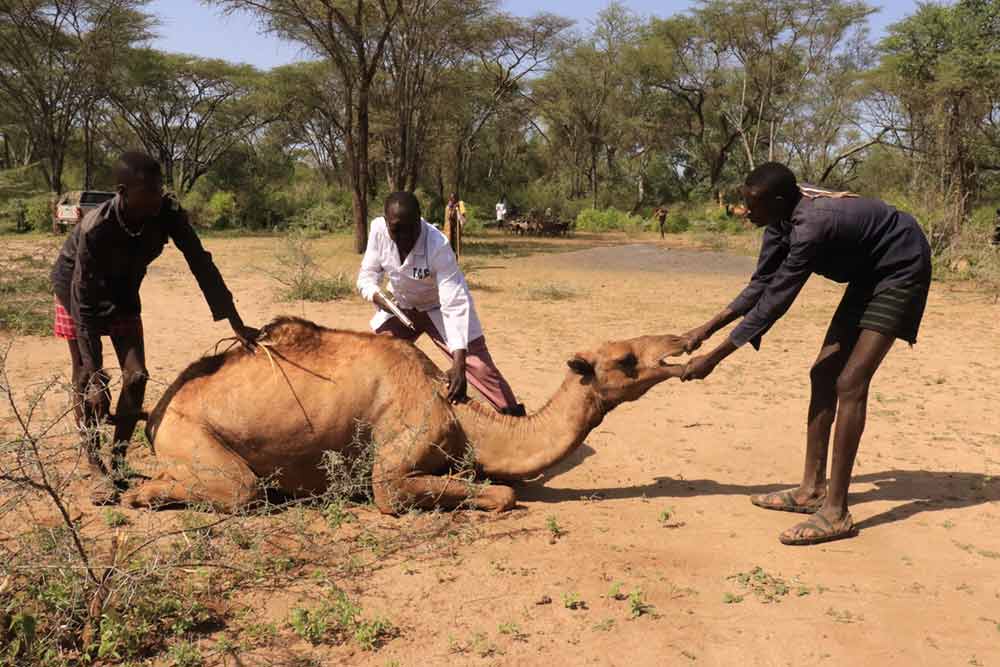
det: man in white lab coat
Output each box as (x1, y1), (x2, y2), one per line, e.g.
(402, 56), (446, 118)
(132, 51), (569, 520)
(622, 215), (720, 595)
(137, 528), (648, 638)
(357, 192), (526, 416)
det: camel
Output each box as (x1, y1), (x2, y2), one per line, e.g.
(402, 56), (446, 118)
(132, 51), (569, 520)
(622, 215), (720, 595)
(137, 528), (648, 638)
(122, 317), (687, 514)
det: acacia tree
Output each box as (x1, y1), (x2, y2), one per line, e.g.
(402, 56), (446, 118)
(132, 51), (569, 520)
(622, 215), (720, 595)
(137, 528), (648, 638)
(0, 0), (150, 194)
(371, 0), (493, 193)
(636, 15), (743, 195)
(212, 0), (403, 252)
(271, 61), (347, 186)
(105, 49), (274, 193)
(442, 11), (571, 196)
(694, 0), (874, 169)
(875, 0), (1000, 219)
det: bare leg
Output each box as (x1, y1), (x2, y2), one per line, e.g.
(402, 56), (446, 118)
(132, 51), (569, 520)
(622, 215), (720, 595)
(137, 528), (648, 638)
(752, 321), (858, 510)
(108, 333), (147, 477)
(781, 329), (894, 542)
(67, 340), (105, 473)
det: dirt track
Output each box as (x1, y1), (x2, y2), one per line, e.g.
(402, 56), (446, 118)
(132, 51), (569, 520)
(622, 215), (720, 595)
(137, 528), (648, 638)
(3, 232), (999, 666)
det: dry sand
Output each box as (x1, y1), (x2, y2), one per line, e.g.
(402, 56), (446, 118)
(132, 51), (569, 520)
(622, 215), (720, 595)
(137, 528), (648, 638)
(2, 231), (998, 666)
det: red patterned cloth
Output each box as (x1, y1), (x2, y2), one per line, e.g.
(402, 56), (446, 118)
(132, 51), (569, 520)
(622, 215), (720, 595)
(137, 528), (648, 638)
(53, 298), (143, 341)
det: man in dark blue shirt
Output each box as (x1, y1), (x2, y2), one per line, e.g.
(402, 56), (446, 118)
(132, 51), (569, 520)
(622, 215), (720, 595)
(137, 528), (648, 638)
(680, 162), (931, 546)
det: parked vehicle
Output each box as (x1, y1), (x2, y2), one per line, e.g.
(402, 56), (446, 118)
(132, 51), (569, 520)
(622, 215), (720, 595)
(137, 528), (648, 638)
(52, 190), (115, 233)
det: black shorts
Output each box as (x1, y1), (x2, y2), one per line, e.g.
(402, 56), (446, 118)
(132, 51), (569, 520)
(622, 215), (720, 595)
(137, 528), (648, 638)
(832, 281), (930, 345)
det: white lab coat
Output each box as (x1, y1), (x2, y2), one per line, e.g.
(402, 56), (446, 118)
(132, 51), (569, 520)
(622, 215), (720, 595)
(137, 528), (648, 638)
(357, 217), (482, 351)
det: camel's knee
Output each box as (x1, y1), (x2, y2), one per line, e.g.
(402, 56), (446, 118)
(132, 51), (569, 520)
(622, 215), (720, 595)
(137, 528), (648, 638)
(480, 485), (516, 512)
(372, 479), (405, 515)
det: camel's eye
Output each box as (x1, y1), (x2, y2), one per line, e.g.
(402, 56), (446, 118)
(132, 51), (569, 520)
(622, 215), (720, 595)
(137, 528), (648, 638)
(617, 353), (638, 369)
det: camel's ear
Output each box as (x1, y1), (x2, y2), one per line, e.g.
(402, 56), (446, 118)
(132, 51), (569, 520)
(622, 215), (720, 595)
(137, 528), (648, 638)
(567, 355), (596, 377)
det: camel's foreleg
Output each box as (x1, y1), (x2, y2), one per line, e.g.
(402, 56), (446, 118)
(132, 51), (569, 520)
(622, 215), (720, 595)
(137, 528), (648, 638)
(122, 419), (259, 512)
(374, 473), (516, 514)
(372, 434), (515, 514)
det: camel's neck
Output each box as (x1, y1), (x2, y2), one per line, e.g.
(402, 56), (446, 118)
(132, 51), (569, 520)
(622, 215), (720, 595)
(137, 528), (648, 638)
(453, 374), (606, 479)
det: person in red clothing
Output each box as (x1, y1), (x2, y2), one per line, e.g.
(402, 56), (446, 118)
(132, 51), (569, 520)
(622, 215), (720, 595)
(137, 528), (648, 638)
(50, 151), (258, 504)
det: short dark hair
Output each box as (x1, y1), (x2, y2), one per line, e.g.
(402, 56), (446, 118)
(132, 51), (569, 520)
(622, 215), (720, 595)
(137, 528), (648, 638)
(114, 151), (163, 188)
(384, 191), (421, 218)
(744, 162), (798, 203)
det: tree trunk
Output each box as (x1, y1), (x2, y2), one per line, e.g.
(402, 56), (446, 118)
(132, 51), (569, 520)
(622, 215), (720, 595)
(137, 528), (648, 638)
(354, 83), (371, 254)
(83, 112), (94, 190)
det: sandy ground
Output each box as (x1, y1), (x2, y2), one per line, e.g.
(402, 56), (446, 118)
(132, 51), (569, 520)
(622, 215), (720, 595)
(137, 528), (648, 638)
(2, 230), (999, 666)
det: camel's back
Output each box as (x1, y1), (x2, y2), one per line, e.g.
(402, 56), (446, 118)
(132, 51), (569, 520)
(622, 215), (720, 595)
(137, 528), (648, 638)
(147, 317), (450, 447)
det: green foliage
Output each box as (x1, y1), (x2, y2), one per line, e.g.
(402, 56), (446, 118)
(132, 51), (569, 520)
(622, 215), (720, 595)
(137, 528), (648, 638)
(575, 207), (643, 232)
(288, 588), (395, 650)
(271, 233), (355, 302)
(102, 509), (130, 528)
(206, 191), (238, 229)
(665, 213), (690, 234)
(290, 200), (353, 233)
(0, 254), (53, 336)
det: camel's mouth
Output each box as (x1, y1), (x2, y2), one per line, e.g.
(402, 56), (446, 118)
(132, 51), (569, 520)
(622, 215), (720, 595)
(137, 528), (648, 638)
(655, 354), (686, 378)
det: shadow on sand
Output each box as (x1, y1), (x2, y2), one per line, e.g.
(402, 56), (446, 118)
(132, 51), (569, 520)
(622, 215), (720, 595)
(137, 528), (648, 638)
(517, 461), (1000, 531)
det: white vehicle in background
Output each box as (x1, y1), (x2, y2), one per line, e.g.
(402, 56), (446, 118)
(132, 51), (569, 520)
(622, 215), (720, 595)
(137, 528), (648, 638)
(52, 190), (115, 234)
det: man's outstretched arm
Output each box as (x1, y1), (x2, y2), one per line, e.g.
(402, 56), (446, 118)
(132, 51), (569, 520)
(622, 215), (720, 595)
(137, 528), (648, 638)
(168, 204), (257, 349)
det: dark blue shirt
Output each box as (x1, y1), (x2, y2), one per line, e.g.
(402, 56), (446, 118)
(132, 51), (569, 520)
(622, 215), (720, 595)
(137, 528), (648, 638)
(728, 193), (931, 348)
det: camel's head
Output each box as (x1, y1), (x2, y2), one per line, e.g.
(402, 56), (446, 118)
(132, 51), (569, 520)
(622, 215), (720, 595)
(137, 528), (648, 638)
(566, 334), (687, 409)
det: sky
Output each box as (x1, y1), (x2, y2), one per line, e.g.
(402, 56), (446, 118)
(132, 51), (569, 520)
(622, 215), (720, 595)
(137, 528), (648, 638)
(148, 0), (922, 71)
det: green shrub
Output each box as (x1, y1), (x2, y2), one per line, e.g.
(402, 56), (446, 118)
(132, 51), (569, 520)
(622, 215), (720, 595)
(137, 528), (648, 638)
(575, 207), (642, 232)
(290, 200), (353, 233)
(16, 195), (54, 232)
(665, 213), (690, 234)
(206, 191), (238, 229)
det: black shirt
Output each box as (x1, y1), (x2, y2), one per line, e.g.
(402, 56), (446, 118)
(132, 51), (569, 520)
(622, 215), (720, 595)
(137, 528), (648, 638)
(50, 194), (235, 367)
(728, 192), (931, 348)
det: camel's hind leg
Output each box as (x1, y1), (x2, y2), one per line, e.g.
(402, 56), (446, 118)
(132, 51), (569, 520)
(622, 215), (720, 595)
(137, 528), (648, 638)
(122, 418), (259, 513)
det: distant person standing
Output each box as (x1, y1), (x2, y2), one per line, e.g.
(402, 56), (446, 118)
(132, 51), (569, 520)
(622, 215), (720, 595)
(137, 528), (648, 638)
(653, 205), (669, 239)
(445, 192), (466, 258)
(495, 195), (508, 228)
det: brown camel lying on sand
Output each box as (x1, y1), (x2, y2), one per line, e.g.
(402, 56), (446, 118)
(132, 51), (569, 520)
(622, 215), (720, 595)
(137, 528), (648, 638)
(123, 317), (686, 514)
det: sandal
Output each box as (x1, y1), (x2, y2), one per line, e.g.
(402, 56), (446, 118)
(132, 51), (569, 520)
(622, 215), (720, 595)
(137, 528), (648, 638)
(779, 512), (857, 546)
(750, 489), (826, 514)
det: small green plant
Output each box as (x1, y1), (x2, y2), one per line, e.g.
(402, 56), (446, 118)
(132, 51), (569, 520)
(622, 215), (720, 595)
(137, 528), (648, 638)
(498, 621), (528, 642)
(562, 592), (586, 610)
(102, 508), (130, 527)
(608, 581), (627, 600)
(727, 567), (790, 603)
(628, 590), (655, 618)
(167, 640), (204, 667)
(353, 617), (396, 651)
(545, 515), (565, 540)
(288, 588), (395, 650)
(289, 606), (330, 645)
(323, 499), (356, 530)
(722, 592), (744, 604)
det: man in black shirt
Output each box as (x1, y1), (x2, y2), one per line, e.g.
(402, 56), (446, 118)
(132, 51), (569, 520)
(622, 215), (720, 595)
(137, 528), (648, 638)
(680, 162), (931, 546)
(50, 151), (258, 504)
